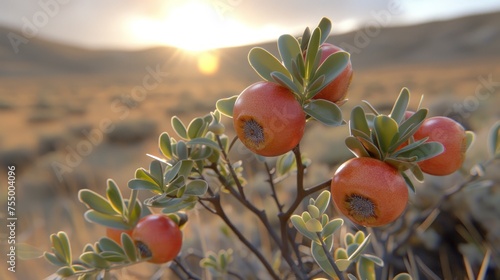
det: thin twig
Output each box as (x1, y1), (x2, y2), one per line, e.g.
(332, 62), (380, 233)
(207, 194), (281, 280)
(173, 257), (201, 280)
(264, 161), (284, 212)
(316, 232), (345, 280)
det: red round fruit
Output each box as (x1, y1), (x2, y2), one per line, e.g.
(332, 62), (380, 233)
(106, 227), (134, 245)
(331, 157), (408, 227)
(132, 214), (182, 264)
(413, 116), (467, 176)
(313, 43), (353, 103)
(233, 81), (306, 157)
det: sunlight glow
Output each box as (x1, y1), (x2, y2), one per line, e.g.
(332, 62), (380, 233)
(197, 51), (219, 75)
(128, 0), (285, 52)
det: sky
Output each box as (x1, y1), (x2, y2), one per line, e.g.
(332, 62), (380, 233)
(1, 0), (500, 51)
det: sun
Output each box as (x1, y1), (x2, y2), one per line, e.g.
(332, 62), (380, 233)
(129, 1), (236, 52)
(197, 51), (219, 75)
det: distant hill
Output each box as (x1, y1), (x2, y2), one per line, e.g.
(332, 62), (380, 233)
(1, 11), (499, 78)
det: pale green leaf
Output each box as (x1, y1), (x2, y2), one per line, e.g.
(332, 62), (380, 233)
(389, 88), (410, 124)
(311, 241), (337, 278)
(373, 115), (399, 154)
(83, 210), (129, 230)
(187, 117), (205, 139)
(489, 121), (500, 157)
(356, 257), (376, 280)
(304, 99), (343, 126)
(80, 252), (110, 269)
(248, 47), (291, 81)
(216, 95), (238, 118)
(159, 132), (173, 159)
(278, 34), (302, 77)
(345, 136), (370, 158)
(321, 219), (343, 238)
(172, 116), (187, 139)
(314, 190), (331, 215)
(106, 179), (124, 215)
(78, 190), (117, 215)
(290, 215), (318, 241)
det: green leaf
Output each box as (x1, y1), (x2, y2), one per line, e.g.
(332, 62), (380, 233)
(188, 137), (221, 151)
(83, 210), (129, 230)
(164, 162), (182, 185)
(248, 47), (291, 81)
(348, 234), (371, 261)
(357, 257), (376, 280)
(350, 106), (371, 137)
(399, 109), (427, 136)
(177, 160), (194, 179)
(304, 99), (343, 126)
(278, 34), (302, 77)
(57, 232), (72, 264)
(336, 259), (353, 271)
(172, 116), (188, 139)
(121, 233), (138, 262)
(134, 168), (157, 185)
(410, 164), (424, 183)
(184, 180), (208, 196)
(361, 254), (384, 267)
(290, 215), (318, 241)
(373, 115), (399, 154)
(78, 190), (117, 215)
(128, 179), (161, 193)
(300, 27), (311, 51)
(402, 171), (416, 193)
(393, 273), (413, 280)
(395, 142), (444, 162)
(216, 95), (238, 118)
(335, 248), (349, 260)
(389, 88), (410, 124)
(304, 27), (321, 80)
(44, 252), (66, 266)
(345, 136), (370, 158)
(314, 190), (331, 215)
(159, 197), (198, 213)
(317, 17), (332, 44)
(489, 121), (500, 157)
(321, 219), (343, 238)
(305, 218), (323, 233)
(100, 251), (127, 262)
(271, 71), (301, 94)
(276, 151), (296, 176)
(106, 179), (125, 215)
(80, 252), (110, 269)
(354, 231), (365, 244)
(465, 131), (475, 151)
(307, 205), (320, 219)
(56, 266), (75, 277)
(190, 146), (212, 160)
(308, 52), (350, 99)
(159, 133), (173, 159)
(311, 241), (337, 278)
(98, 237), (125, 256)
(176, 140), (188, 160)
(187, 118), (205, 139)
(149, 160), (164, 187)
(357, 137), (382, 160)
(17, 243), (44, 260)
